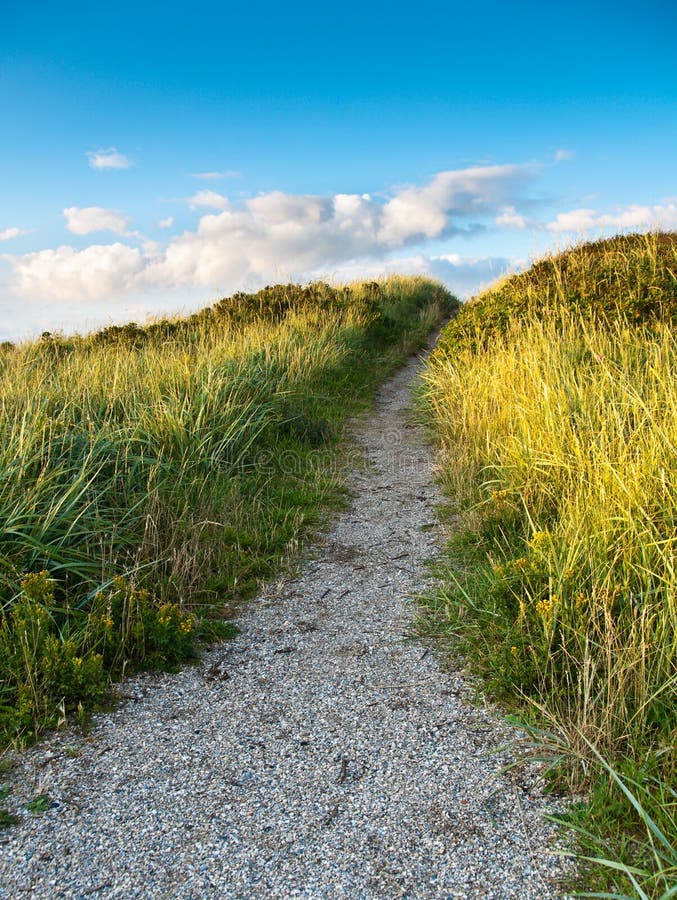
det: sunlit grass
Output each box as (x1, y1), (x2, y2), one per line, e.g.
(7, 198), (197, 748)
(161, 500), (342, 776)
(420, 232), (677, 897)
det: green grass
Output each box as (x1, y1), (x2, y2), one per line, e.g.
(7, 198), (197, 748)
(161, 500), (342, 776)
(0, 275), (457, 747)
(419, 232), (677, 898)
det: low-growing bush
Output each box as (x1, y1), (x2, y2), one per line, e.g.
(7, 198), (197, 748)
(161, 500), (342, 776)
(0, 572), (199, 741)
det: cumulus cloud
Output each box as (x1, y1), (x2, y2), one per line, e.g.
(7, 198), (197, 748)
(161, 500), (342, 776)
(9, 243), (144, 301)
(546, 208), (599, 233)
(188, 190), (232, 210)
(547, 202), (677, 233)
(87, 148), (133, 170)
(377, 164), (533, 245)
(495, 206), (527, 229)
(190, 171), (241, 180)
(64, 206), (133, 236)
(158, 216), (174, 229)
(598, 203), (677, 230)
(8, 163), (537, 303)
(0, 227), (26, 241)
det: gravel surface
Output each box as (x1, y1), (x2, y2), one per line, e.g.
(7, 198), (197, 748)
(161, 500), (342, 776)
(0, 349), (573, 898)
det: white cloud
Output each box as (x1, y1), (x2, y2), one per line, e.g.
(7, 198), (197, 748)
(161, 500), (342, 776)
(547, 202), (677, 233)
(158, 216), (174, 228)
(87, 148), (133, 170)
(377, 164), (534, 245)
(188, 190), (232, 210)
(64, 206), (133, 236)
(9, 243), (144, 301)
(598, 203), (677, 230)
(8, 164), (538, 303)
(554, 149), (575, 162)
(546, 208), (598, 233)
(0, 227), (26, 241)
(495, 206), (527, 229)
(190, 171), (241, 180)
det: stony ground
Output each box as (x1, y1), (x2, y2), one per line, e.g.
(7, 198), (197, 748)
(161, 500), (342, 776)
(0, 349), (572, 898)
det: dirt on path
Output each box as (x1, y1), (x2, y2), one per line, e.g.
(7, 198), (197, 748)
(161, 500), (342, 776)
(0, 348), (571, 898)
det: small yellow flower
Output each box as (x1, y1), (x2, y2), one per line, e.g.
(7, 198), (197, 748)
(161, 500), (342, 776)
(529, 530), (552, 549)
(536, 597), (555, 625)
(179, 618), (193, 634)
(510, 645), (519, 656)
(490, 489), (511, 508)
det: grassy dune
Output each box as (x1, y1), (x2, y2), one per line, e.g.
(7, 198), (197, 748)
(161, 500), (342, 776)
(420, 233), (677, 897)
(0, 276), (455, 747)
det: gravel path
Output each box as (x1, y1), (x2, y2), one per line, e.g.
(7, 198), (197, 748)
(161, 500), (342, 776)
(0, 350), (571, 898)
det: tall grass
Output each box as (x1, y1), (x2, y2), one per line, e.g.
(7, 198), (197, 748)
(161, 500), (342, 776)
(0, 276), (455, 745)
(420, 233), (677, 897)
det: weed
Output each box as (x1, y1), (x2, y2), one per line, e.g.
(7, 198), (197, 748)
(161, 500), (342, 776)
(0, 808), (17, 828)
(25, 793), (51, 814)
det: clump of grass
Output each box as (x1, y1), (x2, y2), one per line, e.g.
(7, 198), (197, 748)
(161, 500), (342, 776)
(0, 809), (17, 829)
(25, 793), (51, 815)
(0, 276), (456, 745)
(419, 232), (677, 897)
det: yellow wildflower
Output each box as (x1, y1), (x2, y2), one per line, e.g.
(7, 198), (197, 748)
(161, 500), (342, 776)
(529, 530), (552, 550)
(536, 597), (555, 626)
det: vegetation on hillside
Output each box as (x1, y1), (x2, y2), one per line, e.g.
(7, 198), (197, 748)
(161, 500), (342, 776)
(435, 231), (677, 356)
(0, 276), (456, 749)
(420, 232), (677, 898)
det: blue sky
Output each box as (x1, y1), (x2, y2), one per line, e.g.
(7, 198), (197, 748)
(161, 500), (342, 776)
(1, 0), (676, 339)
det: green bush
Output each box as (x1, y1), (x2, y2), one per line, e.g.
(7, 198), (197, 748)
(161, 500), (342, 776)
(0, 573), (104, 740)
